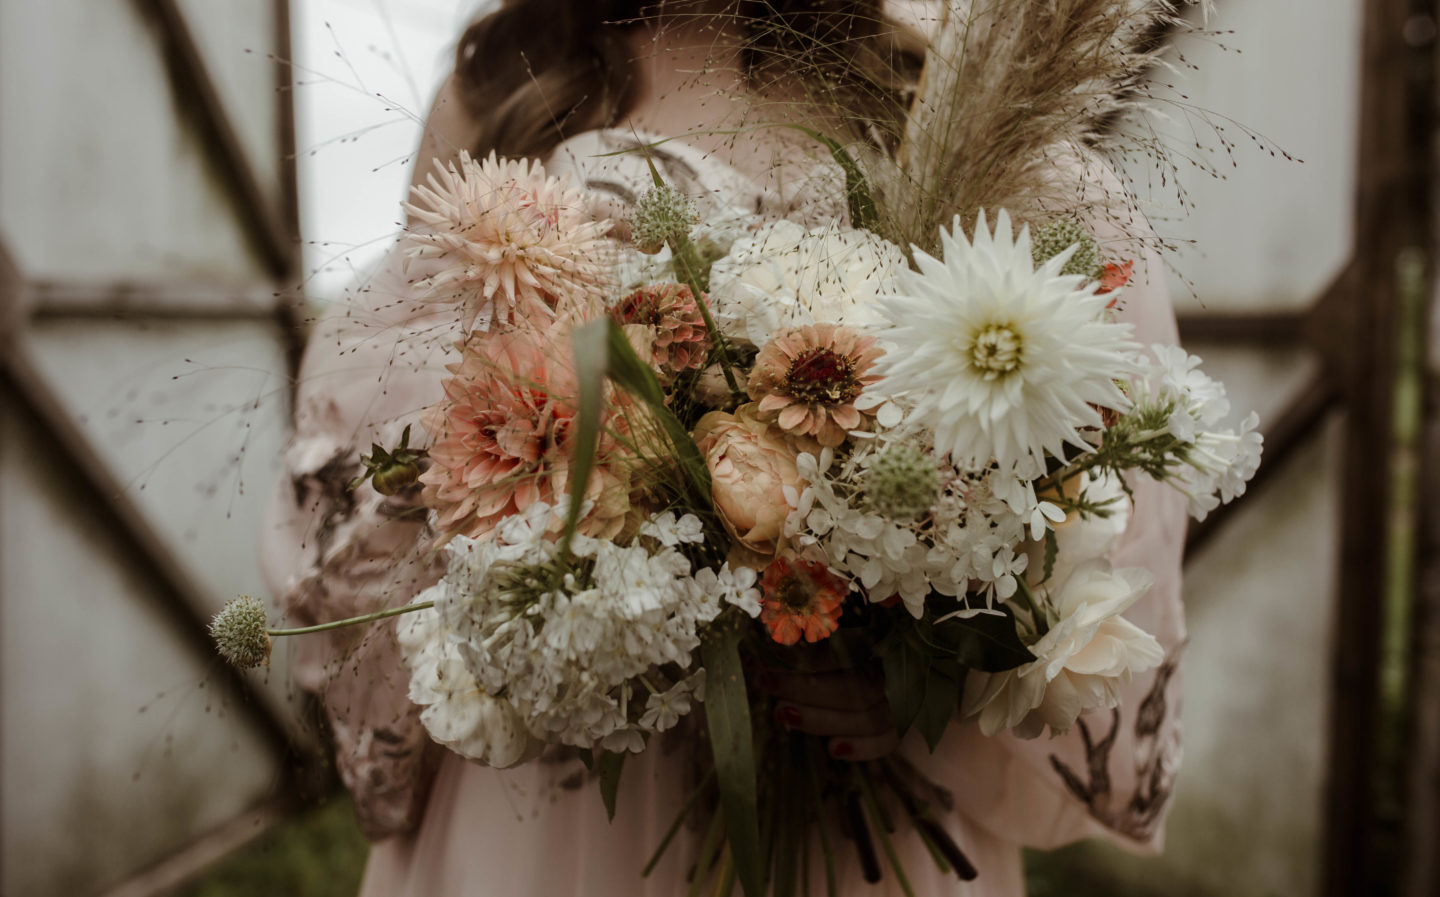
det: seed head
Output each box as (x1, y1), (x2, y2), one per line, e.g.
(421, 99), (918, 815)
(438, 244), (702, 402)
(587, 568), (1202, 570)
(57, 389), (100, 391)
(1031, 218), (1100, 279)
(630, 185), (699, 254)
(863, 442), (941, 519)
(210, 595), (272, 669)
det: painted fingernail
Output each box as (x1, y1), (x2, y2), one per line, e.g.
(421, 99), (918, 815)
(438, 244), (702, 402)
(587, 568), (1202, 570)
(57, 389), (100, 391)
(776, 705), (803, 727)
(830, 740), (854, 758)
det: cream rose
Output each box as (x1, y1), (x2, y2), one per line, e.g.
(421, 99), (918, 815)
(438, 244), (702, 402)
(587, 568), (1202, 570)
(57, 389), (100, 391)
(962, 561), (1163, 739)
(694, 404), (804, 556)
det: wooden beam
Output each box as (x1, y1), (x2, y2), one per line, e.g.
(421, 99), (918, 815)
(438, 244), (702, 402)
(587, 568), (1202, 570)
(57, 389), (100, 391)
(27, 278), (281, 319)
(272, 0), (308, 386)
(0, 343), (306, 767)
(95, 795), (291, 897)
(1406, 362), (1440, 897)
(1322, 0), (1436, 891)
(1176, 310), (1308, 346)
(131, 0), (298, 281)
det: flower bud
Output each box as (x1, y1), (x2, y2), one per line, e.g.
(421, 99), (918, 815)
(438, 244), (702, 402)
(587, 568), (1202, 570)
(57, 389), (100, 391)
(863, 442), (941, 519)
(1031, 217), (1100, 279)
(210, 595), (272, 669)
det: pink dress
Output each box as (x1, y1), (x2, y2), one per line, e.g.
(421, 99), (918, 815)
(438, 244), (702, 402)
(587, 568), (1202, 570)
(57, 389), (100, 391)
(260, 131), (1188, 897)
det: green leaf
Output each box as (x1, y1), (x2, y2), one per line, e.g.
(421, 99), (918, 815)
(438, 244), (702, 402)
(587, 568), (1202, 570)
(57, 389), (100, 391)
(915, 660), (964, 752)
(601, 320), (715, 518)
(598, 749), (626, 821)
(922, 600), (1034, 672)
(1042, 528), (1059, 585)
(562, 320), (610, 558)
(701, 625), (764, 897)
(945, 611), (1035, 672)
(777, 124), (879, 233)
(876, 629), (928, 738)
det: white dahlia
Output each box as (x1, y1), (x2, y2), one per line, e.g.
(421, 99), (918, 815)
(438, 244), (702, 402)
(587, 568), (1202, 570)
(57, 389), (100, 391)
(873, 211), (1139, 478)
(404, 151), (613, 331)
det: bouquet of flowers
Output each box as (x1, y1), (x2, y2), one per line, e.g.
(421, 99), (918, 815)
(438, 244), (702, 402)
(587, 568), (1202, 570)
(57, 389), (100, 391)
(212, 1), (1252, 893)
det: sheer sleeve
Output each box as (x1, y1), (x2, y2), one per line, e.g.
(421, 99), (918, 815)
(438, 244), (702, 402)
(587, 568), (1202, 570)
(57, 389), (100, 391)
(900, 157), (1190, 854)
(259, 239), (462, 839)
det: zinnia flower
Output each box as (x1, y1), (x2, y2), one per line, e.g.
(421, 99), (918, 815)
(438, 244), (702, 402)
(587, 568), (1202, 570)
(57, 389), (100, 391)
(759, 556), (847, 645)
(404, 151), (613, 331)
(873, 210), (1139, 479)
(419, 325), (636, 541)
(609, 283), (709, 383)
(747, 323), (883, 447)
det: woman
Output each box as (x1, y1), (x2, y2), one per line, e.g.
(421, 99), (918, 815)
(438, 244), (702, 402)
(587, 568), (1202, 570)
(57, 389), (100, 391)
(261, 1), (1189, 894)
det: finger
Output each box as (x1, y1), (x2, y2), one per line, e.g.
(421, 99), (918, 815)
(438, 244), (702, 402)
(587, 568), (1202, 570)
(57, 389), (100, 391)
(765, 641), (854, 673)
(757, 669), (885, 711)
(775, 701), (893, 738)
(828, 731), (900, 762)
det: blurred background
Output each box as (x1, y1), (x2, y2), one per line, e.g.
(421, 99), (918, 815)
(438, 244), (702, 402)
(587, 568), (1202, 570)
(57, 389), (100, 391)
(0, 1), (1435, 896)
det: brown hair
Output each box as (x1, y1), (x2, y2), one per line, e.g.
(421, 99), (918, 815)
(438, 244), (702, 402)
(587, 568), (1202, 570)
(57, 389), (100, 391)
(452, 0), (924, 160)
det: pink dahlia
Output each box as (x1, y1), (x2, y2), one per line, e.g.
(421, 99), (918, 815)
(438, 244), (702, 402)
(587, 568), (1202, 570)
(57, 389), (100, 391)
(404, 151), (613, 332)
(746, 323), (883, 447)
(419, 325), (636, 541)
(609, 283), (710, 384)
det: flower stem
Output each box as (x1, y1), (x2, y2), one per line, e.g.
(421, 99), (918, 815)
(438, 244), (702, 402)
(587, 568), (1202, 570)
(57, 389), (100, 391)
(643, 768), (717, 877)
(265, 600), (434, 637)
(670, 233), (742, 399)
(857, 768), (915, 897)
(806, 745), (839, 897)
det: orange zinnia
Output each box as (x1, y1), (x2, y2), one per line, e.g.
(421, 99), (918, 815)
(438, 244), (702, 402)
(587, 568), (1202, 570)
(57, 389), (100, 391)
(759, 557), (847, 646)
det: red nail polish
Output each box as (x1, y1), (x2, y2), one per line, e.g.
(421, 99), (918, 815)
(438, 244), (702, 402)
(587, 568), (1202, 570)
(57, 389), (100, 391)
(776, 705), (803, 727)
(831, 740), (854, 758)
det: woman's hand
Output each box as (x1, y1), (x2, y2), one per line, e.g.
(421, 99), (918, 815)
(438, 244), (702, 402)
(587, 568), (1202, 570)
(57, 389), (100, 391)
(753, 644), (898, 761)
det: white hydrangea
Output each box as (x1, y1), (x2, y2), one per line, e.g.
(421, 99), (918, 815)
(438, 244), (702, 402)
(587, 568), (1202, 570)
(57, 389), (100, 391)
(707, 220), (905, 345)
(782, 442), (1048, 617)
(398, 503), (760, 757)
(962, 560), (1163, 739)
